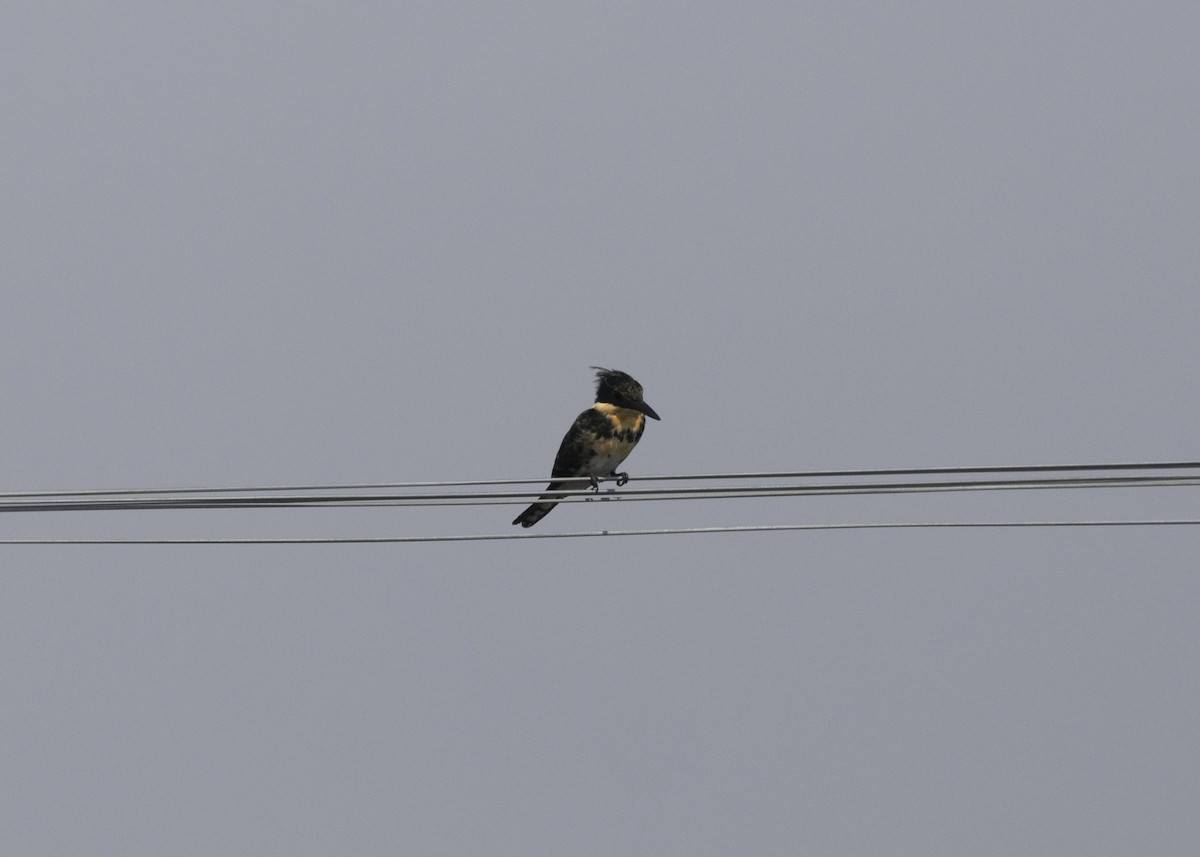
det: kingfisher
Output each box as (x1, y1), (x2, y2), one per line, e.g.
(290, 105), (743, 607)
(512, 367), (661, 528)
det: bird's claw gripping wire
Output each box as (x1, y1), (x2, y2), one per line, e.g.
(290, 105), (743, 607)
(587, 472), (630, 492)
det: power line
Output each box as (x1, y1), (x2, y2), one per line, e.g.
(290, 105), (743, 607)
(2, 519), (1198, 545)
(0, 472), (1196, 513)
(2, 460), (1197, 500)
(2, 461), (1194, 545)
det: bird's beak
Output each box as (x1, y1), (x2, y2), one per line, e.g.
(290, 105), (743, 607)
(634, 400), (661, 421)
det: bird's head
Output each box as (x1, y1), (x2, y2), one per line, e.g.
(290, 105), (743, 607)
(591, 367), (660, 420)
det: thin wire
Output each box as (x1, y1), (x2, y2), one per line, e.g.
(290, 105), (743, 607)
(318, 475), (1200, 508)
(3, 460), (1198, 500)
(638, 460), (1200, 481)
(1, 473), (1196, 513)
(2, 519), (1197, 545)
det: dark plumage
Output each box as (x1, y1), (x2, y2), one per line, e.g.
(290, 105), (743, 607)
(513, 368), (660, 528)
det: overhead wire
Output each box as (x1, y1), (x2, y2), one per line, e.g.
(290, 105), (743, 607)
(2, 519), (1198, 545)
(1, 460), (1195, 543)
(2, 459), (1197, 501)
(0, 472), (1197, 513)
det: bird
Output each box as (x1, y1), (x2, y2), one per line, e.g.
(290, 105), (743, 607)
(512, 367), (661, 528)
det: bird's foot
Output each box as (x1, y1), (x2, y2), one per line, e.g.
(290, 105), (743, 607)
(588, 476), (601, 492)
(613, 471), (630, 487)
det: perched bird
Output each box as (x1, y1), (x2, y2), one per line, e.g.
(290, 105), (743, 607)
(513, 367), (661, 528)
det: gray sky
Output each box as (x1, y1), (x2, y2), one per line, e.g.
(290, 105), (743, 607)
(3, 2), (1198, 854)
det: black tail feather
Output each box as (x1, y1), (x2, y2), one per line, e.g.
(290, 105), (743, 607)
(511, 479), (585, 528)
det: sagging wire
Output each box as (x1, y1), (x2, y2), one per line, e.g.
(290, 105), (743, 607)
(2, 519), (1198, 545)
(0, 471), (1197, 513)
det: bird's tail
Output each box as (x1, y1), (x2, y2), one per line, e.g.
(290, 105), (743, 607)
(512, 480), (582, 528)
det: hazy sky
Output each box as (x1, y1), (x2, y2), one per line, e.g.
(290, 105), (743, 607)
(3, 3), (1198, 854)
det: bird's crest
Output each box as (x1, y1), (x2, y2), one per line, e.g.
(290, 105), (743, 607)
(590, 366), (645, 406)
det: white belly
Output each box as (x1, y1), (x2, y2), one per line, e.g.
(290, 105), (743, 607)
(585, 439), (636, 476)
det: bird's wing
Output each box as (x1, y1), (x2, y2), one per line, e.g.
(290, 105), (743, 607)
(549, 408), (614, 479)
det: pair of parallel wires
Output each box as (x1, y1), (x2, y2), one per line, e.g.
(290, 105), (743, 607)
(1, 460), (1197, 544)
